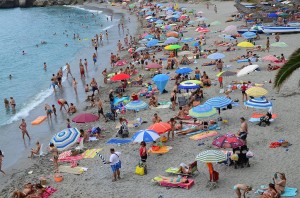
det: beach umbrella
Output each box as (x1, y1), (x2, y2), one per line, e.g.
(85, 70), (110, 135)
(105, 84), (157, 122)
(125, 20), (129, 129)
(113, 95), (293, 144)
(166, 31), (179, 38)
(110, 73), (131, 81)
(278, 13), (289, 18)
(148, 18), (158, 23)
(207, 52), (225, 60)
(244, 97), (272, 109)
(193, 42), (200, 47)
(245, 87), (268, 97)
(196, 150), (227, 163)
(189, 104), (217, 118)
(138, 39), (148, 44)
(212, 133), (244, 149)
(128, 3), (135, 9)
(132, 129), (160, 143)
(146, 11), (154, 16)
(179, 15), (187, 21)
(148, 122), (171, 134)
(237, 64), (259, 77)
(216, 71), (236, 77)
(146, 63), (162, 69)
(50, 128), (80, 151)
(268, 13), (278, 18)
(135, 47), (147, 52)
(164, 37), (179, 44)
(242, 32), (256, 39)
(161, 25), (171, 30)
(125, 100), (148, 111)
(195, 27), (210, 33)
(271, 42), (288, 47)
(178, 51), (193, 56)
(262, 55), (279, 62)
(223, 25), (238, 35)
(204, 96), (232, 109)
(175, 67), (193, 74)
(113, 96), (129, 105)
(155, 19), (164, 24)
(183, 80), (203, 85)
(145, 35), (154, 39)
(210, 21), (221, 26)
(181, 37), (194, 43)
(145, 16), (154, 20)
(152, 74), (170, 93)
(219, 34), (236, 40)
(164, 44), (182, 50)
(72, 113), (99, 123)
(178, 82), (200, 90)
(115, 60), (127, 66)
(237, 41), (254, 48)
(146, 39), (159, 47)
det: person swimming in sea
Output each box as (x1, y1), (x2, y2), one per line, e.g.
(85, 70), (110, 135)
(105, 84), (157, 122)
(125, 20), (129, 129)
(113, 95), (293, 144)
(9, 74), (12, 79)
(22, 51), (26, 55)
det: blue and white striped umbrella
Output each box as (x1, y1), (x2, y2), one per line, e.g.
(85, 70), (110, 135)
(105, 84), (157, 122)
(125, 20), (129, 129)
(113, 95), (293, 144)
(175, 67), (193, 74)
(242, 31), (256, 39)
(178, 82), (200, 90)
(50, 128), (80, 151)
(207, 52), (225, 60)
(244, 97), (272, 109)
(204, 96), (232, 108)
(132, 129), (160, 143)
(125, 100), (148, 111)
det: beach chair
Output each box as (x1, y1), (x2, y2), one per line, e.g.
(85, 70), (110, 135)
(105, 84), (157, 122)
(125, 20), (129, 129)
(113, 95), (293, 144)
(165, 161), (199, 177)
(34, 144), (46, 158)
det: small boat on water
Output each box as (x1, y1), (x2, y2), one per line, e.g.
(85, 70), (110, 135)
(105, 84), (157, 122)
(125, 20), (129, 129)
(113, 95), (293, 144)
(261, 26), (300, 33)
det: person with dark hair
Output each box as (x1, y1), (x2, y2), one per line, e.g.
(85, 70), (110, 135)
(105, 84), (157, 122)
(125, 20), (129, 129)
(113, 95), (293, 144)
(260, 183), (278, 198)
(49, 143), (59, 172)
(0, 150), (5, 175)
(167, 118), (176, 140)
(139, 141), (147, 163)
(107, 148), (121, 182)
(238, 117), (248, 143)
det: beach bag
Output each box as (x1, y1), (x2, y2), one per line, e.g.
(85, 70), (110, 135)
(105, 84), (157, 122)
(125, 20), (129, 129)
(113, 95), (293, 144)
(135, 165), (145, 176)
(231, 154), (239, 161)
(246, 151), (254, 158)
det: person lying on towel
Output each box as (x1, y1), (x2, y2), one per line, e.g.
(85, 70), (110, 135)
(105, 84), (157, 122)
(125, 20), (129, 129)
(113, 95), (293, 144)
(174, 107), (191, 120)
(160, 175), (189, 184)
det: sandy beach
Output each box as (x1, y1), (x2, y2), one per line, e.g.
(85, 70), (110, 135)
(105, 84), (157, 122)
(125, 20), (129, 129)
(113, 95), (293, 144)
(1, 1), (300, 198)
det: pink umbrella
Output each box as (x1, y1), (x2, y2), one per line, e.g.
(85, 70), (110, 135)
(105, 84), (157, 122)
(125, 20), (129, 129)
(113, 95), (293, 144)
(146, 63), (162, 69)
(223, 25), (238, 35)
(212, 133), (244, 149)
(262, 55), (279, 62)
(179, 15), (187, 21)
(72, 113), (99, 123)
(195, 27), (210, 33)
(115, 60), (128, 66)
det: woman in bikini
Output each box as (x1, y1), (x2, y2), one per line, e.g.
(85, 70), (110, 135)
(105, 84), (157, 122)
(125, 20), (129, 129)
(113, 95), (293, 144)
(45, 104), (53, 119)
(260, 183), (278, 198)
(167, 118), (177, 140)
(49, 143), (59, 173)
(19, 119), (31, 141)
(12, 183), (33, 198)
(170, 90), (177, 111)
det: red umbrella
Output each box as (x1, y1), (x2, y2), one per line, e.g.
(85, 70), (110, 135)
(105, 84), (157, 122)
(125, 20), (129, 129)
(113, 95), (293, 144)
(195, 27), (210, 33)
(72, 113), (99, 123)
(212, 133), (244, 149)
(110, 73), (131, 81)
(148, 122), (171, 134)
(146, 63), (162, 69)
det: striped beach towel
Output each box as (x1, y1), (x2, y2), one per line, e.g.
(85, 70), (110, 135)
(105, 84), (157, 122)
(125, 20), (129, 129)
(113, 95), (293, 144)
(82, 148), (103, 159)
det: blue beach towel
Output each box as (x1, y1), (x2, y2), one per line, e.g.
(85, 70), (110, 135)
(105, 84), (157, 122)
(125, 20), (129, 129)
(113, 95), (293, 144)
(256, 187), (297, 197)
(106, 138), (132, 145)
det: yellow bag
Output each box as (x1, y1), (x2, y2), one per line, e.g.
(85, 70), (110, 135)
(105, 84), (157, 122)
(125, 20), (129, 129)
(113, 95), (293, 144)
(135, 165), (144, 176)
(231, 154), (239, 161)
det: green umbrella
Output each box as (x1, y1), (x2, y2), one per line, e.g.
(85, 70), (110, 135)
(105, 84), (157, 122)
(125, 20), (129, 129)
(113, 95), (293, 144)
(129, 3), (135, 9)
(210, 21), (221, 26)
(164, 44), (182, 50)
(271, 42), (288, 47)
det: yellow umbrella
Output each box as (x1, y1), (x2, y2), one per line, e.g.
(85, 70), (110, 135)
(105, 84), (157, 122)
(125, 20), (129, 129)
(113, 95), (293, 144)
(245, 87), (268, 97)
(237, 41), (254, 48)
(183, 80), (203, 86)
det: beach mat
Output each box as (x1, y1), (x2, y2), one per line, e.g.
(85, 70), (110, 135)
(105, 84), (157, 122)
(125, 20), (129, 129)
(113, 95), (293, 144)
(256, 187), (297, 197)
(148, 146), (172, 154)
(251, 113), (278, 119)
(42, 186), (57, 198)
(189, 131), (218, 140)
(82, 148), (102, 159)
(106, 138), (132, 144)
(58, 166), (85, 175)
(155, 101), (171, 109)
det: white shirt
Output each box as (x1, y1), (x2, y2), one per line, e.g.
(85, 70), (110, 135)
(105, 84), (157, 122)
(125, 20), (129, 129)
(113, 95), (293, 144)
(109, 152), (121, 165)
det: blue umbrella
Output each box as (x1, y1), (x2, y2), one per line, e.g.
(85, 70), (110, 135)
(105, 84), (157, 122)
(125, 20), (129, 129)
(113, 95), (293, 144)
(242, 32), (256, 39)
(207, 52), (225, 60)
(204, 96), (232, 108)
(132, 130), (160, 143)
(145, 35), (154, 39)
(148, 18), (158, 23)
(193, 42), (200, 47)
(50, 128), (80, 151)
(181, 37), (194, 43)
(152, 74), (170, 93)
(113, 96), (129, 105)
(268, 13), (278, 18)
(244, 97), (272, 109)
(189, 104), (217, 118)
(164, 37), (179, 44)
(146, 11), (154, 16)
(175, 67), (193, 74)
(155, 19), (164, 24)
(146, 39), (159, 47)
(178, 82), (200, 90)
(125, 100), (148, 111)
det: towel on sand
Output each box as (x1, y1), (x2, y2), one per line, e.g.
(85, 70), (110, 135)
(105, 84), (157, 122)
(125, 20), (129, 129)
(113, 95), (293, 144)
(82, 148), (103, 158)
(58, 165), (87, 175)
(155, 101), (171, 109)
(106, 138), (132, 144)
(58, 152), (83, 162)
(256, 187), (297, 197)
(148, 146), (172, 154)
(42, 186), (57, 198)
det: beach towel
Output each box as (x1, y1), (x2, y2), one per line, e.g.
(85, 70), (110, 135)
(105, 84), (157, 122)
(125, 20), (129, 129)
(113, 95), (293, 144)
(256, 187), (297, 197)
(148, 146), (172, 154)
(152, 176), (195, 190)
(42, 186), (57, 198)
(58, 150), (71, 160)
(106, 138), (132, 144)
(82, 148), (103, 159)
(190, 131), (218, 140)
(58, 165), (86, 175)
(251, 113), (278, 119)
(155, 101), (171, 109)
(58, 154), (83, 162)
(186, 124), (220, 136)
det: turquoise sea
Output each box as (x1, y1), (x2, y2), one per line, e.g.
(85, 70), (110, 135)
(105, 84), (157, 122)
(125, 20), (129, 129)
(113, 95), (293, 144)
(0, 5), (109, 125)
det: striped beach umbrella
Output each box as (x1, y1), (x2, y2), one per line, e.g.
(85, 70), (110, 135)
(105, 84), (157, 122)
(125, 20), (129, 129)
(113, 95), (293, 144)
(175, 67), (193, 74)
(132, 129), (160, 143)
(245, 87), (268, 97)
(183, 80), (203, 85)
(244, 97), (272, 109)
(50, 128), (80, 151)
(125, 100), (148, 111)
(148, 122), (171, 134)
(196, 150), (227, 163)
(178, 82), (200, 90)
(204, 96), (232, 108)
(212, 133), (244, 149)
(189, 104), (217, 118)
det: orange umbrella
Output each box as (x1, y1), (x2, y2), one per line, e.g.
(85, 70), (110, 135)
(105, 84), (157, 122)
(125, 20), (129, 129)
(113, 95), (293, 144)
(166, 31), (179, 38)
(148, 122), (171, 134)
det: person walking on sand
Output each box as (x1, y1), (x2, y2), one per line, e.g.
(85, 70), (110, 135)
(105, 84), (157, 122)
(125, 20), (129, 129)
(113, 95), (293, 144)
(0, 150), (6, 175)
(234, 184), (252, 198)
(80, 63), (85, 78)
(72, 78), (78, 95)
(19, 119), (31, 141)
(66, 63), (72, 77)
(106, 148), (121, 182)
(266, 37), (270, 52)
(214, 5), (217, 13)
(9, 97), (16, 111)
(97, 99), (107, 122)
(237, 117), (248, 144)
(49, 143), (59, 173)
(93, 53), (97, 66)
(105, 30), (109, 41)
(241, 82), (248, 102)
(66, 118), (71, 128)
(45, 104), (53, 119)
(102, 69), (108, 84)
(170, 90), (177, 111)
(167, 118), (176, 141)
(43, 62), (47, 71)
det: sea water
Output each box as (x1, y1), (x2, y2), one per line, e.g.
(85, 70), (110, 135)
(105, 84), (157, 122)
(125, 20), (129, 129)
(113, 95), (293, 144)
(0, 6), (108, 125)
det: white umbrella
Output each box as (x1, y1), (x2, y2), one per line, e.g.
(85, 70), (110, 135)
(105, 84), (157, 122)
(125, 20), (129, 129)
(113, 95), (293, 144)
(237, 64), (259, 77)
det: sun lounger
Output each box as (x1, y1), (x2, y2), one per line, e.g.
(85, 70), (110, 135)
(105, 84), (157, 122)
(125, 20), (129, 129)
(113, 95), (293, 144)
(152, 176), (195, 189)
(165, 161), (198, 176)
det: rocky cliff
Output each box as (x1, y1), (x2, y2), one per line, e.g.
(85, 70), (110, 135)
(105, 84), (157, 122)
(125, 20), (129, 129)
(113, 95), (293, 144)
(0, 0), (84, 8)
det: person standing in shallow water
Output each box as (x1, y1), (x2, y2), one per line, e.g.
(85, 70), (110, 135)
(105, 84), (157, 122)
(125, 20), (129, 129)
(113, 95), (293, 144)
(19, 119), (31, 141)
(4, 98), (9, 109)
